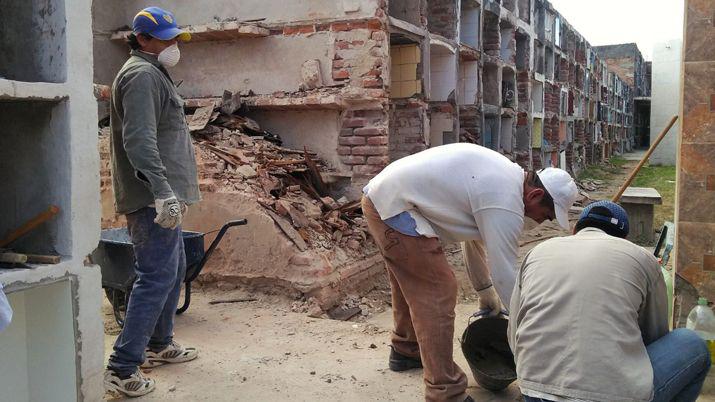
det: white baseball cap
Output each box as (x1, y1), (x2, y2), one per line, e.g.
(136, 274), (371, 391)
(537, 167), (579, 230)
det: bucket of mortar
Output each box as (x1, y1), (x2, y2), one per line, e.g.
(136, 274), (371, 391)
(460, 310), (516, 391)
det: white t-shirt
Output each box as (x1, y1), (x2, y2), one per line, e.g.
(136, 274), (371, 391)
(363, 143), (525, 304)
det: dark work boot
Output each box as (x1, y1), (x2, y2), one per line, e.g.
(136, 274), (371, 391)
(388, 346), (423, 372)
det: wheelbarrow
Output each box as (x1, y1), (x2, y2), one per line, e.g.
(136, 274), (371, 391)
(92, 219), (247, 327)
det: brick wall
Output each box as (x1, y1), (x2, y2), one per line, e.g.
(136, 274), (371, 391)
(331, 20), (388, 90)
(544, 82), (560, 116)
(517, 71), (530, 112)
(339, 109), (390, 177)
(426, 0), (458, 39)
(389, 100), (428, 161)
(459, 105), (482, 144)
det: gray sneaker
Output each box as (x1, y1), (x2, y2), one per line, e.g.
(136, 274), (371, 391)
(141, 341), (198, 368)
(104, 369), (155, 398)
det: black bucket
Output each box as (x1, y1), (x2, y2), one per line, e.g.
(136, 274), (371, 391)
(460, 311), (517, 391)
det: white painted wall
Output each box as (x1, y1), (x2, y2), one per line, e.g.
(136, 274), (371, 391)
(458, 61), (479, 105)
(430, 46), (457, 102)
(650, 39), (682, 166)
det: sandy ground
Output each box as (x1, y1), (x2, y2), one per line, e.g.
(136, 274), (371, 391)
(102, 153), (715, 401)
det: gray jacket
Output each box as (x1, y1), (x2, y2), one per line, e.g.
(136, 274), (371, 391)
(110, 50), (200, 215)
(509, 227), (668, 402)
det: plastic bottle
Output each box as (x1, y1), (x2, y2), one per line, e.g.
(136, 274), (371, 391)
(686, 297), (715, 362)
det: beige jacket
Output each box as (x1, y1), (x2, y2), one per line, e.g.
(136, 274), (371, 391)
(508, 228), (668, 402)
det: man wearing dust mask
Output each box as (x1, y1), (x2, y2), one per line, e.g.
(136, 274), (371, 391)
(105, 6), (201, 397)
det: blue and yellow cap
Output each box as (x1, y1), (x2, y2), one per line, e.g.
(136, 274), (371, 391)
(133, 7), (191, 42)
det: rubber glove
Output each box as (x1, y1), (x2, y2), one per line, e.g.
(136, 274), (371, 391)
(476, 285), (502, 317)
(154, 196), (183, 229)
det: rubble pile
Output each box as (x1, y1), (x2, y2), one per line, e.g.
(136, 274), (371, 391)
(186, 100), (373, 257)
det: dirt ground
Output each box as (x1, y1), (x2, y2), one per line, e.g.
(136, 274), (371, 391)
(102, 154), (715, 401)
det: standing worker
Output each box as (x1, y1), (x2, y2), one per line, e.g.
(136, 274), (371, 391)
(509, 201), (710, 402)
(361, 143), (578, 402)
(104, 7), (201, 397)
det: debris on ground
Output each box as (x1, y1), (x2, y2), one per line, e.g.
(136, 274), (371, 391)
(185, 99), (373, 256)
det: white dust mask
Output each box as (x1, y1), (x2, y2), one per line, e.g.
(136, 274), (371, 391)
(157, 43), (180, 67)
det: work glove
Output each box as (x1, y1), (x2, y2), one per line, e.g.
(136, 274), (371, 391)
(476, 285), (502, 317)
(154, 196), (183, 229)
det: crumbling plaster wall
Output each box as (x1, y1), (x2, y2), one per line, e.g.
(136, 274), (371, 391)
(171, 35), (337, 98)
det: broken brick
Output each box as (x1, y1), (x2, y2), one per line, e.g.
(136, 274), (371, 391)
(354, 127), (385, 136)
(338, 136), (367, 146)
(366, 156), (390, 165)
(332, 69), (350, 80)
(351, 145), (388, 156)
(367, 136), (388, 145)
(331, 22), (351, 32)
(337, 146), (352, 156)
(341, 155), (366, 165)
(342, 118), (367, 128)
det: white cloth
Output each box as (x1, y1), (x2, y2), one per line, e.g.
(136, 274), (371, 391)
(363, 143), (525, 305)
(0, 284), (13, 332)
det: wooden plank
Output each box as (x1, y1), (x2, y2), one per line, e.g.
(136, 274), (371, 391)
(0, 253), (27, 264)
(266, 210), (308, 251)
(304, 149), (328, 196)
(25, 254), (61, 264)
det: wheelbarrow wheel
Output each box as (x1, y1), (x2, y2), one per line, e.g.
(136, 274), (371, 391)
(104, 288), (129, 328)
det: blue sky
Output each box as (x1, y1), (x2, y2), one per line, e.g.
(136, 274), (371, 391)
(547, 0), (685, 60)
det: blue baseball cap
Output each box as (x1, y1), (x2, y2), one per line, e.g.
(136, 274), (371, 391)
(133, 7), (191, 42)
(576, 200), (629, 238)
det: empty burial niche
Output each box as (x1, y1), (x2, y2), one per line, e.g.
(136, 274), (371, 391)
(429, 113), (455, 147)
(502, 68), (516, 109)
(518, 0), (531, 23)
(0, 0), (67, 82)
(534, 41), (545, 75)
(429, 44), (457, 102)
(483, 115), (500, 150)
(460, 2), (480, 49)
(532, 80), (544, 113)
(515, 32), (530, 71)
(500, 22), (514, 62)
(545, 46), (554, 79)
(0, 100), (71, 256)
(458, 61), (479, 105)
(483, 63), (500, 107)
(500, 116), (514, 152)
(388, 0), (422, 26)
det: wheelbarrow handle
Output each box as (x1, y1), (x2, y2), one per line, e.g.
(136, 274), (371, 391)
(194, 218), (248, 276)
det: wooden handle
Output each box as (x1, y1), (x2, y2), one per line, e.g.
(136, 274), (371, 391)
(0, 205), (60, 248)
(0, 253), (28, 264)
(25, 254), (61, 265)
(613, 116), (679, 202)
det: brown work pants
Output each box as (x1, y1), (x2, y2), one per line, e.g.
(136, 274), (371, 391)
(362, 197), (468, 402)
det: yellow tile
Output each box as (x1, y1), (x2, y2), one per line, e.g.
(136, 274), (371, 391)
(402, 46), (417, 64)
(390, 46), (402, 63)
(391, 65), (402, 83)
(400, 63), (417, 81)
(414, 79), (422, 94)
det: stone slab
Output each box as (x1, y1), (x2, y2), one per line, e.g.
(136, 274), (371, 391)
(621, 187), (663, 205)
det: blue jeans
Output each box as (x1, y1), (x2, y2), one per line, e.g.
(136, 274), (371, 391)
(108, 207), (186, 377)
(523, 328), (711, 402)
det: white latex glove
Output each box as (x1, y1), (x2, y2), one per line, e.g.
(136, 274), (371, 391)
(154, 196), (183, 229)
(476, 285), (502, 317)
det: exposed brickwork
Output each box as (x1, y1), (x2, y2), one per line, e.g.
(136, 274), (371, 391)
(459, 106), (481, 144)
(339, 109), (390, 176)
(517, 71), (530, 112)
(389, 100), (427, 161)
(483, 12), (501, 57)
(426, 0), (458, 39)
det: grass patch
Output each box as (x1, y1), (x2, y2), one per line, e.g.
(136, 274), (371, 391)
(631, 164), (677, 231)
(577, 156), (627, 182)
